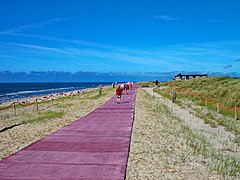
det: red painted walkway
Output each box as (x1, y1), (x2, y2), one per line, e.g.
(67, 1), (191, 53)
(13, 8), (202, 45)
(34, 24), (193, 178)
(0, 87), (137, 180)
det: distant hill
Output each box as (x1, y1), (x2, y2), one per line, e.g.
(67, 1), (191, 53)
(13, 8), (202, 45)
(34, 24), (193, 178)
(0, 71), (239, 83)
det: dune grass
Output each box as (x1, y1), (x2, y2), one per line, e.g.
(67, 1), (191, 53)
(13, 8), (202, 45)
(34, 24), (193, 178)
(154, 77), (240, 119)
(22, 111), (64, 124)
(134, 89), (240, 177)
(170, 77), (240, 108)
(153, 77), (240, 145)
(137, 81), (156, 87)
(0, 87), (115, 160)
(0, 87), (115, 130)
(88, 93), (107, 100)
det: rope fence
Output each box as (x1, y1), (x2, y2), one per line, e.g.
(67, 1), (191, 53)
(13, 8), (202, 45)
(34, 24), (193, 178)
(0, 88), (98, 116)
(165, 82), (240, 119)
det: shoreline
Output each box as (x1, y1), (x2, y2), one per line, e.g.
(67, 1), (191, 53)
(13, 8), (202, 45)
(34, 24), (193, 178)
(0, 87), (100, 107)
(0, 86), (115, 160)
(0, 82), (113, 105)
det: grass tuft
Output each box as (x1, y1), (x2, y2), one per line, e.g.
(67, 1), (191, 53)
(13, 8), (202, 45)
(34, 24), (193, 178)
(88, 93), (107, 100)
(22, 111), (64, 124)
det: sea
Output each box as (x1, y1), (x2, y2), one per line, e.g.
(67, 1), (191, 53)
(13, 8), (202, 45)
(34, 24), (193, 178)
(0, 82), (112, 103)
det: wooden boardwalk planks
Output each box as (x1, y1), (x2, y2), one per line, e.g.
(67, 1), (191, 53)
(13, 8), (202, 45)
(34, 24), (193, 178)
(0, 87), (137, 180)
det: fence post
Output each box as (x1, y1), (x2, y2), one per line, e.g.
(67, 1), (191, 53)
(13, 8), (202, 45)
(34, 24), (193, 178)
(60, 93), (63, 109)
(13, 102), (17, 116)
(36, 99), (39, 111)
(99, 85), (102, 95)
(51, 96), (53, 106)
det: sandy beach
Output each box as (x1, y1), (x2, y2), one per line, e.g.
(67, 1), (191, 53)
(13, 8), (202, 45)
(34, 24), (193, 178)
(0, 86), (115, 160)
(126, 88), (239, 179)
(1, 86), (239, 179)
(0, 86), (106, 107)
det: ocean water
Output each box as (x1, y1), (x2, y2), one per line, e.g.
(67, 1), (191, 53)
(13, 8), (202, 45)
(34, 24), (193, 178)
(0, 82), (112, 103)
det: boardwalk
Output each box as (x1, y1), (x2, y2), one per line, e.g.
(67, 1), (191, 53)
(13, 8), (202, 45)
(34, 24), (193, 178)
(0, 87), (137, 179)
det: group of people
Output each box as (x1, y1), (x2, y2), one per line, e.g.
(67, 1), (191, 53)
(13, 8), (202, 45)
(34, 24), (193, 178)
(115, 82), (133, 104)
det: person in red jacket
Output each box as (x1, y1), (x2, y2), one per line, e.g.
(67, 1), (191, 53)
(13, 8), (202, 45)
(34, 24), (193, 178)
(116, 85), (122, 104)
(125, 83), (129, 94)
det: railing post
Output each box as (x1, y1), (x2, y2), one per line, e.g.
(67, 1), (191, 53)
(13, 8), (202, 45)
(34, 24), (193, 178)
(13, 102), (17, 116)
(61, 93), (64, 103)
(51, 96), (53, 106)
(36, 99), (39, 111)
(99, 85), (102, 95)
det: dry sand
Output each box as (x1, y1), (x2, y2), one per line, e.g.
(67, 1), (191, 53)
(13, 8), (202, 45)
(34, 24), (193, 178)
(0, 87), (115, 160)
(126, 88), (227, 179)
(1, 86), (239, 179)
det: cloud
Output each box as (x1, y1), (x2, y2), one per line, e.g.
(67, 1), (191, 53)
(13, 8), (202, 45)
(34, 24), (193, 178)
(1, 70), (239, 83)
(7, 43), (67, 54)
(0, 18), (68, 34)
(0, 70), (172, 82)
(223, 64), (232, 69)
(1, 28), (240, 72)
(221, 58), (240, 69)
(153, 15), (179, 21)
(2, 39), (238, 72)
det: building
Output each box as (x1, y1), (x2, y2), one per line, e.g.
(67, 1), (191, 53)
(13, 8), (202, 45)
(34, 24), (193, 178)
(173, 73), (208, 80)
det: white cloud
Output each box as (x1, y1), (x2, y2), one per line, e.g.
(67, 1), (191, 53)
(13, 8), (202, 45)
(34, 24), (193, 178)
(7, 43), (67, 54)
(0, 18), (69, 34)
(153, 15), (179, 21)
(1, 29), (240, 72)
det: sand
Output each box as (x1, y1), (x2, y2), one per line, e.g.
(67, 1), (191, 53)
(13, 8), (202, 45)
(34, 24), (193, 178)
(0, 87), (115, 160)
(126, 88), (236, 179)
(1, 86), (239, 179)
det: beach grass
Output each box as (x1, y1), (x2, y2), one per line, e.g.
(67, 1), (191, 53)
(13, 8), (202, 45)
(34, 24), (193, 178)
(0, 87), (115, 159)
(154, 77), (240, 119)
(22, 110), (64, 124)
(171, 76), (240, 108)
(126, 88), (240, 178)
(88, 92), (107, 100)
(153, 77), (240, 143)
(137, 81), (155, 87)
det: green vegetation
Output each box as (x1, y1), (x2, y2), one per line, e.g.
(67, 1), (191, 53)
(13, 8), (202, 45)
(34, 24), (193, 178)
(137, 81), (155, 87)
(153, 77), (240, 147)
(171, 77), (240, 108)
(144, 90), (240, 177)
(137, 81), (168, 87)
(56, 103), (74, 108)
(0, 87), (115, 126)
(88, 93), (107, 100)
(181, 123), (240, 176)
(154, 77), (240, 118)
(22, 110), (64, 124)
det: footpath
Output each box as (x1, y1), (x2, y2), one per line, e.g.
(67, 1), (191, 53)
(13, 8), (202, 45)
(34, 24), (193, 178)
(0, 87), (137, 179)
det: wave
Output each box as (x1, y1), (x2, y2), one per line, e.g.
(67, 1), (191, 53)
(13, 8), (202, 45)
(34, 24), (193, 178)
(5, 87), (78, 96)
(0, 82), (111, 103)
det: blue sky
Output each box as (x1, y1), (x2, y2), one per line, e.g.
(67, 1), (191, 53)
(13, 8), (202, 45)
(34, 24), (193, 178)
(0, 0), (240, 73)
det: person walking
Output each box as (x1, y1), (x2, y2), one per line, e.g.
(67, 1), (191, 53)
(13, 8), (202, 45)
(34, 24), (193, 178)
(116, 85), (122, 104)
(120, 83), (125, 94)
(129, 81), (133, 90)
(125, 83), (129, 94)
(112, 82), (115, 88)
